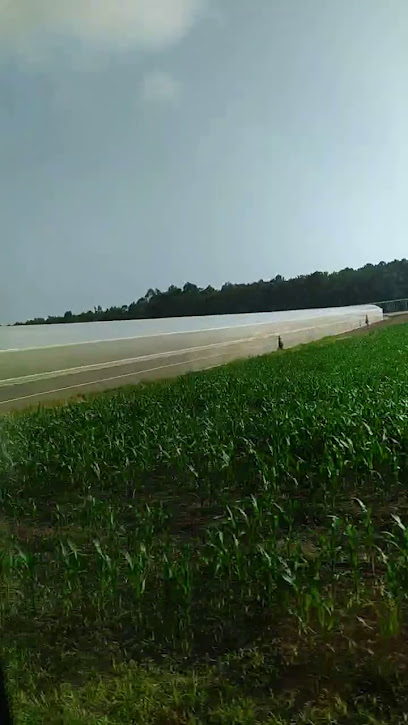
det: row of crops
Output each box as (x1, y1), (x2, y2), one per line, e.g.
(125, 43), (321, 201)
(2, 324), (408, 721)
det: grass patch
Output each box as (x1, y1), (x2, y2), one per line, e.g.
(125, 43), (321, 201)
(2, 324), (408, 722)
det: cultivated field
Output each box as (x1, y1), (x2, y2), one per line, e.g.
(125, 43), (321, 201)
(2, 323), (408, 722)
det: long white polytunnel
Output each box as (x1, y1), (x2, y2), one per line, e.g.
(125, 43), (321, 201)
(0, 305), (383, 411)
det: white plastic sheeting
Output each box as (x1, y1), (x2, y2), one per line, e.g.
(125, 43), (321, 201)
(0, 305), (383, 411)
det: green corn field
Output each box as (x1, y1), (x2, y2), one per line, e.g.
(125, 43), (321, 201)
(2, 324), (408, 722)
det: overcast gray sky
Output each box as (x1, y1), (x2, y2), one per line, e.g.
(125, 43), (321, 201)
(1, 0), (407, 323)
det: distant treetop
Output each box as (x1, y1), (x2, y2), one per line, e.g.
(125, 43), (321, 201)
(16, 258), (408, 325)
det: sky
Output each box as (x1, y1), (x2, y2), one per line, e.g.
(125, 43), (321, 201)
(1, 1), (407, 323)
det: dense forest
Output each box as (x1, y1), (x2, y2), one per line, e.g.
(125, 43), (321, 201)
(17, 259), (408, 325)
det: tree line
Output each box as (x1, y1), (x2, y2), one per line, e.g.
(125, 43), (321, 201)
(16, 259), (408, 325)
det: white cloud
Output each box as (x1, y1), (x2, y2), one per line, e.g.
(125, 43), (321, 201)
(142, 71), (181, 103)
(0, 0), (204, 59)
